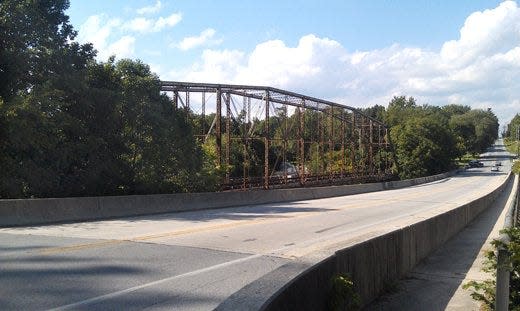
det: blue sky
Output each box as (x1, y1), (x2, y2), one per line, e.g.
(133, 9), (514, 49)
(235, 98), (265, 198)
(67, 1), (518, 126)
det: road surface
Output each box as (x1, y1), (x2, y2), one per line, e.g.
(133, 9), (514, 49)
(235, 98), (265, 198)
(0, 142), (512, 310)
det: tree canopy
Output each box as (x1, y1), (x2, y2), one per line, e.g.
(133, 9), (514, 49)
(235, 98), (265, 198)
(0, 0), (502, 197)
(385, 96), (498, 179)
(0, 1), (204, 198)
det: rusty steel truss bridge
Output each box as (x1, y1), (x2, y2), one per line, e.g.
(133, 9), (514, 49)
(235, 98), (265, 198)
(160, 81), (397, 190)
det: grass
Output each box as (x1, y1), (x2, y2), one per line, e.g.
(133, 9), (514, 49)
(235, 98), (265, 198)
(504, 137), (520, 156)
(504, 137), (520, 174)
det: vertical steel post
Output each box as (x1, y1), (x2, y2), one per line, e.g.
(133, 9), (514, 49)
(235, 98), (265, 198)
(359, 115), (366, 174)
(299, 101), (305, 185)
(186, 91), (190, 114)
(378, 124), (382, 174)
(216, 88), (222, 171)
(173, 91), (178, 109)
(384, 127), (389, 173)
(242, 96), (248, 190)
(351, 113), (357, 174)
(202, 91), (206, 137)
(247, 97), (251, 125)
(264, 91), (270, 189)
(317, 107), (322, 180)
(225, 93), (231, 184)
(341, 110), (346, 178)
(282, 103), (287, 184)
(329, 107), (334, 181)
(369, 120), (374, 174)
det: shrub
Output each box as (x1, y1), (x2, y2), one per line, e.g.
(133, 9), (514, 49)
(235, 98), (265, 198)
(463, 227), (520, 310)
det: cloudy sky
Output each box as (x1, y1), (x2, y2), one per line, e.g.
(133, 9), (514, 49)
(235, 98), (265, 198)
(67, 0), (519, 127)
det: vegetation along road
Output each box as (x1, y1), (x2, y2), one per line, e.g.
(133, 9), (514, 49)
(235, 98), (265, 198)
(0, 142), (512, 310)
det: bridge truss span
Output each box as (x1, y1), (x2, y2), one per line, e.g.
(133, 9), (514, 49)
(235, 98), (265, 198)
(160, 81), (396, 190)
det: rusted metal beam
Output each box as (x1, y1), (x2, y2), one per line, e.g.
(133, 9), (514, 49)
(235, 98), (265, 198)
(264, 91), (270, 189)
(216, 88), (222, 170)
(225, 93), (231, 184)
(160, 81), (396, 190)
(298, 102), (305, 186)
(161, 81), (384, 127)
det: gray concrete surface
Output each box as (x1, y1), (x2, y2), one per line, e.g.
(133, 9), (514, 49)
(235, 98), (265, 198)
(366, 171), (518, 311)
(254, 173), (512, 311)
(238, 142), (515, 311)
(0, 233), (288, 311)
(0, 171), (454, 227)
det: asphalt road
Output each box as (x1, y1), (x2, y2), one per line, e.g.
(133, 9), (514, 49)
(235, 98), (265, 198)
(0, 141), (513, 310)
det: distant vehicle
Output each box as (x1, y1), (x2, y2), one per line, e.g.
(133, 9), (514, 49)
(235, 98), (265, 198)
(272, 162), (299, 179)
(494, 161), (502, 166)
(468, 160), (484, 168)
(491, 166), (499, 172)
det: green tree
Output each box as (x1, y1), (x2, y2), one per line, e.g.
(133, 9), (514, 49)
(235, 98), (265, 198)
(391, 115), (456, 179)
(361, 105), (385, 123)
(116, 59), (203, 194)
(0, 0), (94, 101)
(442, 104), (471, 117)
(384, 96), (417, 127)
(0, 1), (211, 198)
(467, 109), (499, 154)
(449, 113), (477, 158)
(505, 114), (520, 138)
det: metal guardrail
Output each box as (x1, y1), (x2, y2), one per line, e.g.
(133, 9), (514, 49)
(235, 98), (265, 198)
(496, 174), (519, 311)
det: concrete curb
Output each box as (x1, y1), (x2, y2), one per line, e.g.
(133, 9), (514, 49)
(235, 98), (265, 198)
(0, 172), (455, 227)
(216, 172), (513, 311)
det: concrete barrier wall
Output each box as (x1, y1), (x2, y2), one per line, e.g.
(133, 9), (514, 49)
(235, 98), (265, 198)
(256, 173), (513, 311)
(0, 171), (454, 227)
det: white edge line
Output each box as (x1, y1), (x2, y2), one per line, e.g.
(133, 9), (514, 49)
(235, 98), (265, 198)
(47, 253), (262, 311)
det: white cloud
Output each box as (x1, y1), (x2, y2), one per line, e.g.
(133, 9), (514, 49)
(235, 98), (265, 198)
(76, 15), (133, 60)
(77, 15), (120, 50)
(176, 28), (222, 51)
(153, 13), (183, 32)
(106, 36), (135, 59)
(76, 11), (182, 61)
(170, 1), (520, 126)
(137, 1), (162, 15)
(179, 49), (246, 83)
(440, 1), (520, 66)
(124, 17), (153, 32)
(124, 13), (182, 33)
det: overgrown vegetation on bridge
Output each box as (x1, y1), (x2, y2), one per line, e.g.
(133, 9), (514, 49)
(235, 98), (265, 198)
(0, 1), (503, 198)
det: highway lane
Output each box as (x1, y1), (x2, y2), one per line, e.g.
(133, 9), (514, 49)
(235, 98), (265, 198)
(0, 141), (513, 310)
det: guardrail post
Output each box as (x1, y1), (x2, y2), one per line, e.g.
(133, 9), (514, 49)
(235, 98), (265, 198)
(495, 245), (510, 311)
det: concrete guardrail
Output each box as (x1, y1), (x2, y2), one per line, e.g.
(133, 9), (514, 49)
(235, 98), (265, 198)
(0, 171), (455, 227)
(496, 174), (519, 311)
(216, 172), (514, 311)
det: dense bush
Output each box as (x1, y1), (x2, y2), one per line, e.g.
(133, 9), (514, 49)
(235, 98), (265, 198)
(0, 1), (212, 198)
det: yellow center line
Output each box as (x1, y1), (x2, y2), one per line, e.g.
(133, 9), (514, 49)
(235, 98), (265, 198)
(131, 219), (268, 241)
(38, 240), (124, 255)
(35, 175), (483, 255)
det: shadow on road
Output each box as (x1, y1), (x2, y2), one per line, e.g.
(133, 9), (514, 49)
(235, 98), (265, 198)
(0, 235), (248, 310)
